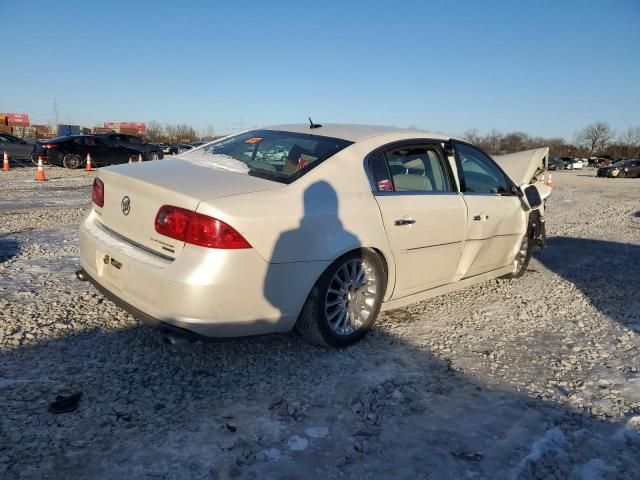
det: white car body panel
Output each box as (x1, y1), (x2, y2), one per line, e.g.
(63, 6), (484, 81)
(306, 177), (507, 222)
(493, 147), (548, 186)
(79, 125), (548, 338)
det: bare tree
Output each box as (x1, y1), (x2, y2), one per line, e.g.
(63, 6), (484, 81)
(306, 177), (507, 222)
(483, 129), (504, 155)
(463, 128), (482, 145)
(145, 121), (164, 143)
(576, 121), (615, 157)
(619, 126), (640, 158)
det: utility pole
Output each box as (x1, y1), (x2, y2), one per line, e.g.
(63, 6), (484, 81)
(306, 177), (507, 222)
(51, 99), (60, 133)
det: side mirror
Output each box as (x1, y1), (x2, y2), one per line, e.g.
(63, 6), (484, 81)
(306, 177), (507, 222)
(522, 184), (542, 210)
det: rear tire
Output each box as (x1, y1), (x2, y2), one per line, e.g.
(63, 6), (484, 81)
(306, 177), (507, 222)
(148, 151), (160, 161)
(296, 249), (386, 348)
(62, 154), (82, 169)
(618, 170), (627, 178)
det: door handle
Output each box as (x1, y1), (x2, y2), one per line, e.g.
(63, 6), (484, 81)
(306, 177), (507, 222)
(473, 215), (482, 221)
(394, 218), (416, 226)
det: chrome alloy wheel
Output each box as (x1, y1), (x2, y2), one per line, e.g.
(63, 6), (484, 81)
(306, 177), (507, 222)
(512, 234), (530, 274)
(149, 152), (160, 161)
(324, 259), (378, 336)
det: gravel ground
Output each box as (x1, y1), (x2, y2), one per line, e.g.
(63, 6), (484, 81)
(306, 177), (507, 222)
(1, 165), (639, 479)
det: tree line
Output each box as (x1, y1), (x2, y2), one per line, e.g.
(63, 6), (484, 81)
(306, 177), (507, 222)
(463, 121), (640, 158)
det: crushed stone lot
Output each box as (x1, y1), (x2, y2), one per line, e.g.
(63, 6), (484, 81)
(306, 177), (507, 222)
(1, 165), (639, 479)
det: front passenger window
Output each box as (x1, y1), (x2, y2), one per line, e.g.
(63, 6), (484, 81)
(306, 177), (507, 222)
(455, 143), (510, 194)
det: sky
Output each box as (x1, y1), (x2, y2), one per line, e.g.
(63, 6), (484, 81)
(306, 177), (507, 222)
(1, 0), (638, 138)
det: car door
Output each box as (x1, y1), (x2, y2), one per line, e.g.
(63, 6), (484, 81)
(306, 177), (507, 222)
(452, 141), (526, 279)
(0, 133), (28, 159)
(92, 137), (124, 165)
(369, 142), (467, 298)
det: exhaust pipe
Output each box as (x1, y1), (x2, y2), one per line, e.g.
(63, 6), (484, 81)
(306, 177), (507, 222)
(75, 269), (88, 281)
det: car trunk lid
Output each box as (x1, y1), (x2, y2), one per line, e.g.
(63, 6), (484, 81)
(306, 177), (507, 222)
(95, 159), (280, 258)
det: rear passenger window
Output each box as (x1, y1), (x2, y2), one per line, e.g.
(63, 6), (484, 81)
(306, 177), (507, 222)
(370, 146), (452, 193)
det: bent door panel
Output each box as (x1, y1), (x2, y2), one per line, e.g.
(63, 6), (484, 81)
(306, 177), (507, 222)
(376, 194), (466, 297)
(452, 141), (526, 278)
(457, 195), (525, 278)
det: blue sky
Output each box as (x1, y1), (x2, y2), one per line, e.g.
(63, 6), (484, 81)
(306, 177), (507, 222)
(1, 0), (638, 138)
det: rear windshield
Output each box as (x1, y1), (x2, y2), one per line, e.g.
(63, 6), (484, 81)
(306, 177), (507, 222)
(178, 130), (353, 183)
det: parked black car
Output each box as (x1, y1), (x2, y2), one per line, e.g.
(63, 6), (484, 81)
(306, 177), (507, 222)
(597, 160), (640, 178)
(548, 156), (567, 170)
(97, 133), (164, 160)
(36, 135), (144, 169)
(167, 143), (194, 155)
(0, 132), (36, 161)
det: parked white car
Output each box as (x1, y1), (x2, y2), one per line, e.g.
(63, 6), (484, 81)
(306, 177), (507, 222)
(78, 125), (550, 347)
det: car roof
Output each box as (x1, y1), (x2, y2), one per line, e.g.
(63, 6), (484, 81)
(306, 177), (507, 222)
(262, 123), (453, 142)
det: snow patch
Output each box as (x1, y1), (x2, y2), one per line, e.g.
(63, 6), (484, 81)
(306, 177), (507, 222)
(304, 426), (329, 439)
(578, 459), (615, 480)
(512, 427), (567, 479)
(286, 435), (309, 451)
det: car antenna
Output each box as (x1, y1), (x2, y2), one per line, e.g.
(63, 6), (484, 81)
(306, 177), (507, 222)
(309, 117), (322, 129)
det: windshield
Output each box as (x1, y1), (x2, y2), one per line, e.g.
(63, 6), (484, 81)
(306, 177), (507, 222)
(178, 130), (352, 183)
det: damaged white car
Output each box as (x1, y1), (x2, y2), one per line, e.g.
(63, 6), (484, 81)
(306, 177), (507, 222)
(78, 124), (551, 347)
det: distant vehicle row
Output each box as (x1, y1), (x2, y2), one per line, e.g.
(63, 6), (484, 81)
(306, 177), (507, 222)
(547, 156), (620, 170)
(597, 159), (640, 178)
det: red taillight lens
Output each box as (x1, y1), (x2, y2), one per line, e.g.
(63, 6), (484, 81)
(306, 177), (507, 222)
(154, 205), (251, 249)
(154, 205), (192, 241)
(92, 178), (104, 207)
(41, 144), (59, 149)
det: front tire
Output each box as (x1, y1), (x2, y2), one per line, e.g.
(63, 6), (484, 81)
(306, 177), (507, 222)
(62, 154), (82, 169)
(504, 229), (534, 279)
(148, 151), (160, 161)
(296, 249), (386, 348)
(618, 170), (627, 178)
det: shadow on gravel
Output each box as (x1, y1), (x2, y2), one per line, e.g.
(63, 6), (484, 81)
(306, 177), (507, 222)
(1, 325), (638, 479)
(537, 237), (640, 332)
(0, 234), (20, 262)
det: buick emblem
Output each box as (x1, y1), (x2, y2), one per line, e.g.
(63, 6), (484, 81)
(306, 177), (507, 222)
(121, 196), (131, 216)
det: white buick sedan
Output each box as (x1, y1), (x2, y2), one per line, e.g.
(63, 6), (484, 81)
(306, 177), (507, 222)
(79, 124), (550, 347)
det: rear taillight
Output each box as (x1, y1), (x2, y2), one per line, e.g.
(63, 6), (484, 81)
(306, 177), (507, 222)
(92, 178), (104, 207)
(41, 144), (59, 149)
(154, 205), (251, 249)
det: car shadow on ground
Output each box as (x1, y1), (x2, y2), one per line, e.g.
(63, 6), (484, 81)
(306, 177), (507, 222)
(1, 324), (638, 479)
(535, 236), (640, 332)
(0, 234), (20, 263)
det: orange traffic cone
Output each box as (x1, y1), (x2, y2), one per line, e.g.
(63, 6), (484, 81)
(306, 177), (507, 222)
(138, 154), (143, 163)
(36, 156), (46, 181)
(2, 151), (9, 171)
(85, 153), (93, 171)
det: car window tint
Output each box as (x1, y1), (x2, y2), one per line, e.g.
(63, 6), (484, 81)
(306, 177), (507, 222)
(455, 143), (509, 194)
(383, 146), (452, 193)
